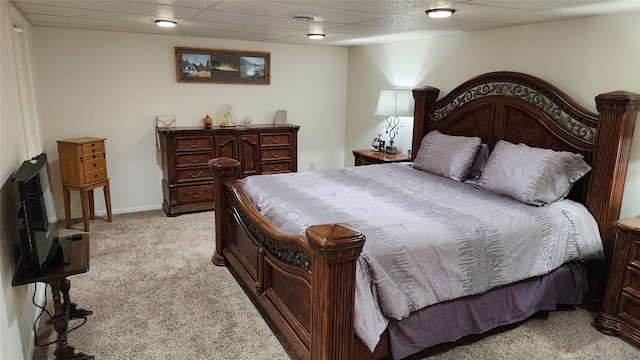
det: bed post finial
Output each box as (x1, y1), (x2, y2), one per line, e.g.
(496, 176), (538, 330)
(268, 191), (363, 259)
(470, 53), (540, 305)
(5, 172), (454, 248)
(584, 91), (640, 309)
(209, 157), (241, 266)
(306, 223), (365, 360)
(412, 87), (440, 160)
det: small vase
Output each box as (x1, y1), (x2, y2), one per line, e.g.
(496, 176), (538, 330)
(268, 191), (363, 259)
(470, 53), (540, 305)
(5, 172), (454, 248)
(203, 115), (213, 129)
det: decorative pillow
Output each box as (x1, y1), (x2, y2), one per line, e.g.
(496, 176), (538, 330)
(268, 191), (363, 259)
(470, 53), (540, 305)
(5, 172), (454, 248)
(412, 130), (482, 181)
(467, 143), (489, 180)
(475, 140), (592, 206)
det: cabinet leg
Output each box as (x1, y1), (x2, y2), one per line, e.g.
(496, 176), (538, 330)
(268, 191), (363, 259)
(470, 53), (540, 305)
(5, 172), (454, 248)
(63, 187), (71, 229)
(104, 180), (113, 223)
(79, 189), (90, 232)
(88, 190), (95, 220)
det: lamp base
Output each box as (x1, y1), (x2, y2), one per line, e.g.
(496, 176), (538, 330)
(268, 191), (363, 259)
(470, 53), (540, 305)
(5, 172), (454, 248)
(384, 145), (397, 154)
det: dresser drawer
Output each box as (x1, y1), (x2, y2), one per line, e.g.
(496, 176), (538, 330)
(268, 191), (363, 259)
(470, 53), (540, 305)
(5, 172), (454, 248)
(261, 147), (291, 162)
(84, 157), (106, 172)
(261, 161), (291, 174)
(178, 185), (214, 205)
(176, 152), (211, 167)
(84, 168), (107, 184)
(82, 141), (104, 156)
(176, 136), (214, 152)
(261, 133), (291, 147)
(177, 166), (212, 183)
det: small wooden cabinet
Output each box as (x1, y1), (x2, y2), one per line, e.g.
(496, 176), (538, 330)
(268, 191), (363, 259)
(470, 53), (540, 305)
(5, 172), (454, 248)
(353, 149), (410, 166)
(158, 125), (299, 216)
(595, 216), (640, 346)
(57, 137), (113, 232)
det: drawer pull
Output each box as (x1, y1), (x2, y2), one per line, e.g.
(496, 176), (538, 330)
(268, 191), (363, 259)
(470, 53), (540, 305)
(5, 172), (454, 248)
(270, 165), (283, 171)
(270, 151), (281, 158)
(187, 156), (202, 163)
(94, 174), (99, 179)
(93, 163), (97, 168)
(270, 138), (282, 144)
(188, 171), (203, 178)
(187, 141), (201, 148)
(188, 191), (205, 199)
(91, 143), (96, 147)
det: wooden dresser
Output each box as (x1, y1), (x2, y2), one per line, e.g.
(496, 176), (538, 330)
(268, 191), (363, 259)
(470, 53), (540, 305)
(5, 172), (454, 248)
(57, 137), (112, 231)
(158, 125), (299, 216)
(595, 216), (640, 346)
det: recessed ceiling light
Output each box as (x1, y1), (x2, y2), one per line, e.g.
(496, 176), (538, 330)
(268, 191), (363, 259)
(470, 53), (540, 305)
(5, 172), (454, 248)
(307, 33), (325, 40)
(426, 9), (455, 18)
(154, 20), (177, 28)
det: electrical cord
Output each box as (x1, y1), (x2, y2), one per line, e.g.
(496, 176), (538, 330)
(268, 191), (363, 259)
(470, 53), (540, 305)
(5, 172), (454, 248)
(31, 282), (89, 347)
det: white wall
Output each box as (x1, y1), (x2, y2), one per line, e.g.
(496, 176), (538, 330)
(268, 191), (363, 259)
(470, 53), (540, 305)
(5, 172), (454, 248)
(347, 11), (640, 218)
(1, 3), (44, 360)
(32, 28), (348, 217)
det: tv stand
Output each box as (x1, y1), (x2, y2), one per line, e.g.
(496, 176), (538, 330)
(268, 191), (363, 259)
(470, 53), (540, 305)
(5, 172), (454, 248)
(13, 234), (93, 360)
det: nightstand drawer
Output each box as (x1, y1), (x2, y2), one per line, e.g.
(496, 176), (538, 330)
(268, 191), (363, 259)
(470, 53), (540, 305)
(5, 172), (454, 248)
(82, 141), (104, 156)
(84, 168), (107, 184)
(84, 157), (106, 172)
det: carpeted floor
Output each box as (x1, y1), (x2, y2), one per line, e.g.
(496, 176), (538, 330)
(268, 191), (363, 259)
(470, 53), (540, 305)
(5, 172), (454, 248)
(32, 210), (638, 360)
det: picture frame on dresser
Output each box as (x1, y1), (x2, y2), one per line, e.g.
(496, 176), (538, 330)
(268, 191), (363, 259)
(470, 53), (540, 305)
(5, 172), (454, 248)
(175, 47), (270, 85)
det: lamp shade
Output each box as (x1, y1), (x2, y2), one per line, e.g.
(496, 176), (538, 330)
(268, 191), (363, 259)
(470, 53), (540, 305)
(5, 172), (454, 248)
(374, 89), (413, 117)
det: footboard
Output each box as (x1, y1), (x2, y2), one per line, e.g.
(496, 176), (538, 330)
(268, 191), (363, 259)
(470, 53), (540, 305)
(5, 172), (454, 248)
(209, 158), (366, 360)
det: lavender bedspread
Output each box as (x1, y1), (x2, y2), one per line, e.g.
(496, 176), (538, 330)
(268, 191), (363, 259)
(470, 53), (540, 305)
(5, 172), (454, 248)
(238, 163), (603, 351)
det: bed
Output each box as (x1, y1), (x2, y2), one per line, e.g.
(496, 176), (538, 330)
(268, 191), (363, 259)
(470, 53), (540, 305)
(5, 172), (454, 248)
(208, 72), (640, 360)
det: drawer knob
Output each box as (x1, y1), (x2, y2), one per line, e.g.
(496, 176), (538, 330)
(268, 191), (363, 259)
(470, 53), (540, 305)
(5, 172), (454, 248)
(271, 152), (281, 158)
(188, 171), (203, 178)
(270, 165), (282, 171)
(189, 191), (205, 199)
(270, 138), (281, 144)
(187, 141), (201, 148)
(187, 156), (202, 163)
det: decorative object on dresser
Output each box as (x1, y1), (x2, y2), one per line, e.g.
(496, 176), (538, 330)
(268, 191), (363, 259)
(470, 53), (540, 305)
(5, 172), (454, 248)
(57, 137), (113, 232)
(157, 124), (299, 216)
(595, 216), (640, 346)
(352, 149), (410, 166)
(374, 88), (413, 154)
(209, 72), (640, 360)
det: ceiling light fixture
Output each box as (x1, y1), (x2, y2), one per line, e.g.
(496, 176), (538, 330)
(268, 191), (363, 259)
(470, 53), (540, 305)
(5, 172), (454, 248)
(426, 9), (455, 18)
(307, 33), (325, 40)
(154, 20), (177, 28)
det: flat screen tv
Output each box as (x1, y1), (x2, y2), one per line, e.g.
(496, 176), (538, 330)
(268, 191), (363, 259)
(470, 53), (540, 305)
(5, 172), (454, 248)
(13, 153), (60, 273)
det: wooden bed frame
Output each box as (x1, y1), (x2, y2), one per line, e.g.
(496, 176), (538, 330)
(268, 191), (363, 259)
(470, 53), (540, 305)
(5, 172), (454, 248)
(209, 72), (640, 360)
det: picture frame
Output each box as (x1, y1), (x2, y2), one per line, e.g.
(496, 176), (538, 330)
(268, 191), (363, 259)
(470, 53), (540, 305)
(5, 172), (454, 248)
(175, 47), (270, 85)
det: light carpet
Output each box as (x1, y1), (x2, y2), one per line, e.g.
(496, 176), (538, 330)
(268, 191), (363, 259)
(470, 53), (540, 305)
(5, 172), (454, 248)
(32, 210), (638, 359)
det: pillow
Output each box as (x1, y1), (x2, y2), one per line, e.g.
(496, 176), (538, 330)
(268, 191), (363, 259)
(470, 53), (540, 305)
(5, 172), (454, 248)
(412, 130), (482, 181)
(467, 143), (489, 180)
(475, 140), (592, 205)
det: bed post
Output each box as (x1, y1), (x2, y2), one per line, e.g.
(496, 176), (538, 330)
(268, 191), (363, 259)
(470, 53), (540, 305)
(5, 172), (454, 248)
(209, 157), (241, 266)
(411, 87), (440, 160)
(306, 224), (365, 360)
(584, 91), (640, 309)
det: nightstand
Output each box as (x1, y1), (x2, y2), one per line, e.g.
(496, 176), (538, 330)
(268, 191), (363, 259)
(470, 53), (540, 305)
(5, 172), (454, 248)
(352, 149), (411, 166)
(595, 216), (640, 346)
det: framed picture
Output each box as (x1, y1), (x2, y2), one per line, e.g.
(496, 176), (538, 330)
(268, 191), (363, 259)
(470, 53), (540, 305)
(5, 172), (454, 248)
(175, 47), (270, 85)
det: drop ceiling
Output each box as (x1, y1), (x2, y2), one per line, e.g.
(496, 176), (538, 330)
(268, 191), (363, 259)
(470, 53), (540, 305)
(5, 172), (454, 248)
(10, 0), (640, 46)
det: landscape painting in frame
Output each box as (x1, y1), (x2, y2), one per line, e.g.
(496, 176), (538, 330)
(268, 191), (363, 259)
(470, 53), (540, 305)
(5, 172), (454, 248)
(176, 47), (270, 84)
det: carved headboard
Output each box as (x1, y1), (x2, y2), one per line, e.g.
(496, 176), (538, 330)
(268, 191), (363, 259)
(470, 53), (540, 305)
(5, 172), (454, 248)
(412, 71), (640, 308)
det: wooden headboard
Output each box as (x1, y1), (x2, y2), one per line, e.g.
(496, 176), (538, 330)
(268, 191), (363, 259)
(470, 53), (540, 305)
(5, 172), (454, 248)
(411, 71), (640, 309)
